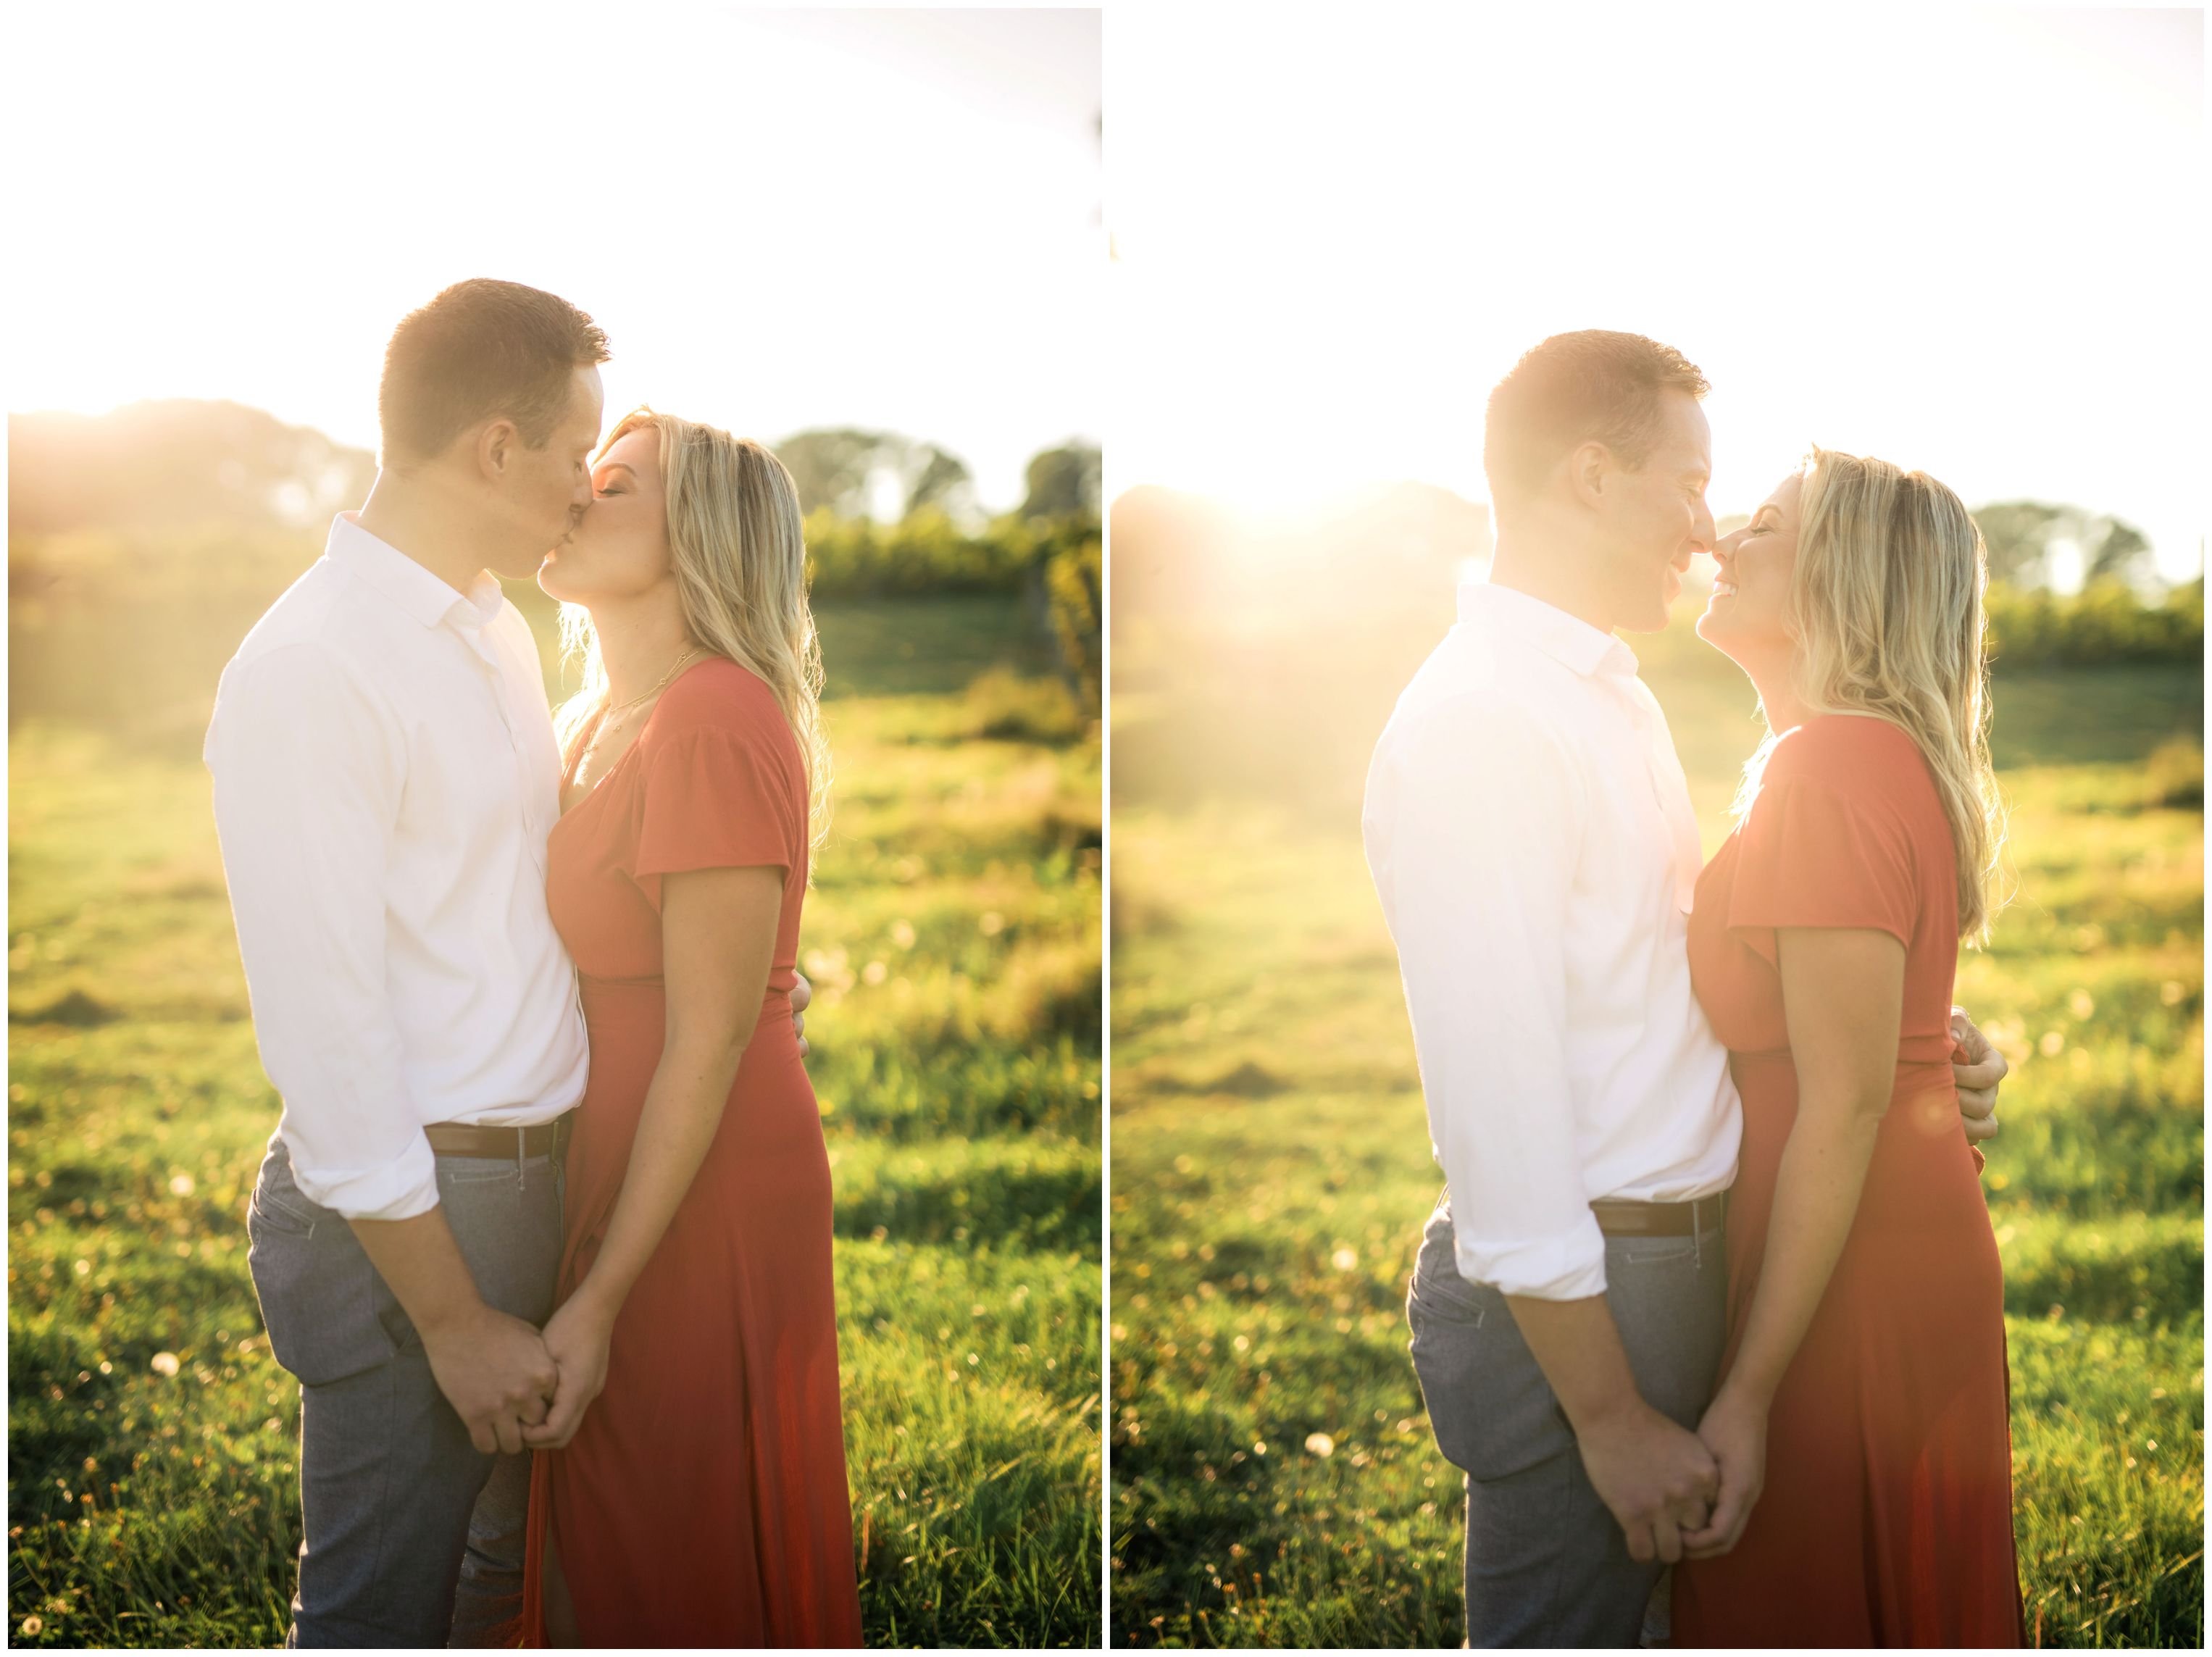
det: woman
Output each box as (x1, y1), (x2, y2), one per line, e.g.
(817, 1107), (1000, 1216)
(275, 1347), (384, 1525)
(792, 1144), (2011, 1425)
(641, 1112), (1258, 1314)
(1669, 449), (2024, 1644)
(516, 408), (862, 1645)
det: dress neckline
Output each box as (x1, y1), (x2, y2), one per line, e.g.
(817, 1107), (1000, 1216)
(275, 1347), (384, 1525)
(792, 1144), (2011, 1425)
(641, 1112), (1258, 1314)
(556, 658), (719, 825)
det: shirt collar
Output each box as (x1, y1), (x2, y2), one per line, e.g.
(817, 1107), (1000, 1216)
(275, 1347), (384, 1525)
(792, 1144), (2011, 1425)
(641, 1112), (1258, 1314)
(327, 512), (504, 632)
(1456, 580), (1639, 677)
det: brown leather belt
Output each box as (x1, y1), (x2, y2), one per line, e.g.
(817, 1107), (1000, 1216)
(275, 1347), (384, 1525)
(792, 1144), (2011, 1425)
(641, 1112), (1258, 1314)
(424, 1115), (573, 1160)
(1591, 1190), (1729, 1237)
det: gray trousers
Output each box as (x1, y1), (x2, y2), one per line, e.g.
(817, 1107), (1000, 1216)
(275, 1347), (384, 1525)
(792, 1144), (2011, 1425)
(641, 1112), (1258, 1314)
(1406, 1192), (1727, 1649)
(246, 1132), (564, 1648)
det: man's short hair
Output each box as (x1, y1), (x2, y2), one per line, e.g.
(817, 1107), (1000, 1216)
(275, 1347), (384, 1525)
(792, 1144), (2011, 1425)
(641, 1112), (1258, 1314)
(378, 279), (611, 463)
(1482, 330), (1708, 505)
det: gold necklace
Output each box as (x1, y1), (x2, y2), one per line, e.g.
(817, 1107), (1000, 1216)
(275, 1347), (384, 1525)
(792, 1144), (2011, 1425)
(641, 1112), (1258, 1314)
(605, 644), (704, 721)
(577, 646), (706, 789)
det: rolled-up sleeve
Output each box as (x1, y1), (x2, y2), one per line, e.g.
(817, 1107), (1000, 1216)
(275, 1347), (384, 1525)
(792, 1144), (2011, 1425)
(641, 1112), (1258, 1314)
(205, 644), (439, 1221)
(1364, 696), (1607, 1300)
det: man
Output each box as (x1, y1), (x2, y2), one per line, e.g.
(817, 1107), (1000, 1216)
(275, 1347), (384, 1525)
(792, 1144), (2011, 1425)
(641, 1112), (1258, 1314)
(209, 278), (609, 1647)
(1361, 330), (2008, 1646)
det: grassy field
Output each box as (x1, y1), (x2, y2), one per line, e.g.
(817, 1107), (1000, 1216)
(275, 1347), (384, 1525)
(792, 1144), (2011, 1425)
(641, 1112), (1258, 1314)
(7, 596), (1102, 1648)
(1109, 630), (2203, 1648)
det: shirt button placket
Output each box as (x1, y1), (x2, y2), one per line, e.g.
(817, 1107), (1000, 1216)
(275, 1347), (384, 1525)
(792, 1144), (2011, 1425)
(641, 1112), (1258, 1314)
(460, 621), (548, 881)
(1617, 677), (1700, 913)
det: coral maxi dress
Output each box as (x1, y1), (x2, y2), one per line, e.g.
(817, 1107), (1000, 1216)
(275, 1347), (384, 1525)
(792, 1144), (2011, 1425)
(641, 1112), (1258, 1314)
(521, 658), (862, 1646)
(1671, 717), (2024, 1647)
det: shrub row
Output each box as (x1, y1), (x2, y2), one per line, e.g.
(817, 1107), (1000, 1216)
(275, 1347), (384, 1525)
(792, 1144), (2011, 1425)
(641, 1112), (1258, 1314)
(803, 509), (1096, 600)
(10, 511), (1105, 611)
(1984, 578), (2204, 670)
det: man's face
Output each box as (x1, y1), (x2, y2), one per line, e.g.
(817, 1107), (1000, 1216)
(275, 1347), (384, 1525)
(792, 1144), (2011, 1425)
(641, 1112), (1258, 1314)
(483, 364), (604, 580)
(1593, 390), (1715, 633)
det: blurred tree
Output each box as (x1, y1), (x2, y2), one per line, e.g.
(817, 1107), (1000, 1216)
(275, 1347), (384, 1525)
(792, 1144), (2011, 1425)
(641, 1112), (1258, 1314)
(775, 428), (977, 523)
(775, 428), (882, 519)
(1971, 501), (2156, 591)
(903, 446), (975, 519)
(9, 401), (375, 538)
(1021, 442), (1103, 520)
(1973, 501), (2069, 587)
(2088, 517), (2152, 585)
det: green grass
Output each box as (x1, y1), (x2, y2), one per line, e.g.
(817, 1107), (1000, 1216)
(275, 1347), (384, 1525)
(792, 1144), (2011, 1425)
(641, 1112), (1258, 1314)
(1109, 629), (2202, 1648)
(7, 594), (1101, 1648)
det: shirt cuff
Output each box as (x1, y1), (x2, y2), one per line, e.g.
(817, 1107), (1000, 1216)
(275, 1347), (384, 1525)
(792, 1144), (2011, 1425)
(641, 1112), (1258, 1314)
(283, 1129), (441, 1222)
(1451, 1214), (1609, 1301)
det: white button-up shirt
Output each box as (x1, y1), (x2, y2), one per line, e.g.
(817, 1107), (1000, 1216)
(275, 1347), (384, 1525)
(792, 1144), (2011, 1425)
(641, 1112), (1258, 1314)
(205, 513), (588, 1222)
(1362, 581), (1740, 1301)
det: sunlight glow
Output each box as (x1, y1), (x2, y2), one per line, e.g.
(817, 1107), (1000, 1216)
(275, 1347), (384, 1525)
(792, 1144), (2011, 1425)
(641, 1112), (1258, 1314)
(7, 5), (1101, 511)
(1109, 7), (2205, 582)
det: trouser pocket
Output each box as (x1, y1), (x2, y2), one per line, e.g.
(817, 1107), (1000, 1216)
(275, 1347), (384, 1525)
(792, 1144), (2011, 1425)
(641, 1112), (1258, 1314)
(245, 1142), (396, 1387)
(1405, 1204), (1574, 1482)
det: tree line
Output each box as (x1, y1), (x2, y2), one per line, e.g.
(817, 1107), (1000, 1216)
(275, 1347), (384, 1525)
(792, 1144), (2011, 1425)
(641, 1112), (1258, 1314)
(7, 404), (1102, 728)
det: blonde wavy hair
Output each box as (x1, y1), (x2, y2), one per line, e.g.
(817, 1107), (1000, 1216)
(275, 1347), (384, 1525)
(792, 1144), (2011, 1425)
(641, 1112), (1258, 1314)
(555, 408), (831, 851)
(1734, 446), (2008, 940)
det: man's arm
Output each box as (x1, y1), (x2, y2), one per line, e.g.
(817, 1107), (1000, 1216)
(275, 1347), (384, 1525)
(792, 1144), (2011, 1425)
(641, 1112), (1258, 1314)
(208, 646), (553, 1448)
(1369, 700), (1716, 1560)
(1503, 1294), (1719, 1561)
(350, 1211), (556, 1453)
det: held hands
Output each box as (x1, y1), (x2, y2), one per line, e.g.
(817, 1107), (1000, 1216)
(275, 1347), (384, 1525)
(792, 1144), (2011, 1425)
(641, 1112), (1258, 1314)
(421, 1306), (558, 1455)
(1950, 1006), (2011, 1145)
(792, 971), (812, 1058)
(1680, 1382), (1768, 1558)
(1577, 1401), (1720, 1564)
(521, 1293), (617, 1451)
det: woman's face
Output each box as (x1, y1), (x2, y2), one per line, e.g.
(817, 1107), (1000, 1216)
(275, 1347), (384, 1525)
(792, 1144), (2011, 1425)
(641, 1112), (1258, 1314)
(1698, 469), (1803, 667)
(537, 427), (673, 606)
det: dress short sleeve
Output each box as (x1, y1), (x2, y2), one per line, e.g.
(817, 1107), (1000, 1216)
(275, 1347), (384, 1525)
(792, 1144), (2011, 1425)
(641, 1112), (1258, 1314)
(1727, 768), (1917, 969)
(630, 722), (799, 914)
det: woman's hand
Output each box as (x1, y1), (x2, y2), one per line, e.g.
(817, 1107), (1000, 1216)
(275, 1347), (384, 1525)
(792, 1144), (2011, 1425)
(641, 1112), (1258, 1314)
(1681, 1382), (1769, 1558)
(521, 1291), (617, 1451)
(525, 865), (780, 1454)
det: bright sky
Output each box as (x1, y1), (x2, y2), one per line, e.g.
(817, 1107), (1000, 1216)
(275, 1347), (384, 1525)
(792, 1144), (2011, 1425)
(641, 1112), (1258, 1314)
(6, 5), (1101, 513)
(1111, 6), (2207, 583)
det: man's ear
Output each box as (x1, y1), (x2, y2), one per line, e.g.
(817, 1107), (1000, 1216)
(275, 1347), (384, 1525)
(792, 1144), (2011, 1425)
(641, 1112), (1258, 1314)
(1566, 439), (1611, 512)
(475, 417), (521, 479)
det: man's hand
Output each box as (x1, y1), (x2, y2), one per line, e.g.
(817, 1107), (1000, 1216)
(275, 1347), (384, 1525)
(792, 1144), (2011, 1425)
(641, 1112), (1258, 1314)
(1574, 1401), (1720, 1564)
(1681, 1382), (1767, 1558)
(792, 970), (812, 1057)
(1502, 1290), (1716, 1562)
(521, 1293), (616, 1452)
(1950, 1006), (2010, 1145)
(419, 1305), (558, 1456)
(347, 1204), (554, 1455)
